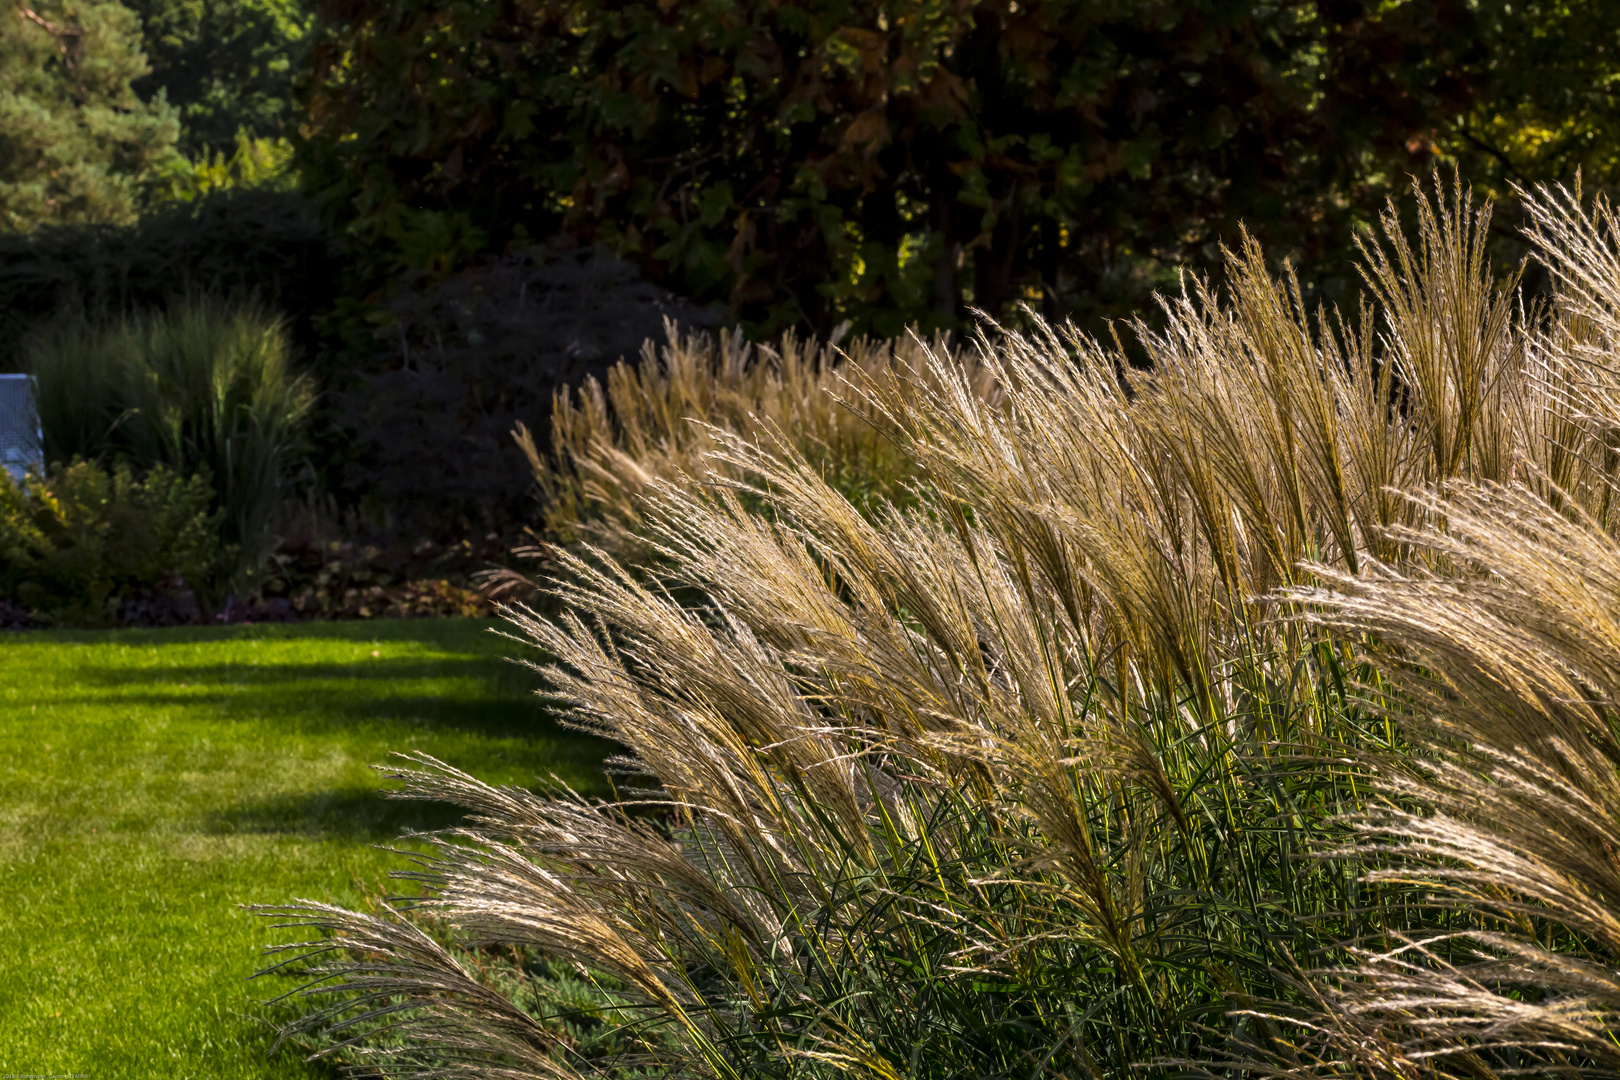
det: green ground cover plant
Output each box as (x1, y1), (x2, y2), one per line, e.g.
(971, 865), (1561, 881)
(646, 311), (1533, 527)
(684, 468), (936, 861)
(0, 459), (217, 626)
(0, 617), (608, 1078)
(260, 180), (1620, 1079)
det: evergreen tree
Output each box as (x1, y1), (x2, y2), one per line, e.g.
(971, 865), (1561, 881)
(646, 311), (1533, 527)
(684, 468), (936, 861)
(0, 0), (181, 229)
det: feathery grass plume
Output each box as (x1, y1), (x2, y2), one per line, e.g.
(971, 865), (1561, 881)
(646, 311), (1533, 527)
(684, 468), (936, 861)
(510, 321), (982, 563)
(261, 468), (1381, 1077)
(257, 180), (1569, 1078)
(262, 383), (1378, 1074)
(1357, 179), (1524, 486)
(1514, 179), (1620, 527)
(1251, 481), (1620, 1080)
(1212, 183), (1620, 1080)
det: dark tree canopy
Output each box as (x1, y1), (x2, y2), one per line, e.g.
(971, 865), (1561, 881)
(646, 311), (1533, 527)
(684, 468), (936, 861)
(299, 0), (1553, 336)
(1450, 0), (1620, 195)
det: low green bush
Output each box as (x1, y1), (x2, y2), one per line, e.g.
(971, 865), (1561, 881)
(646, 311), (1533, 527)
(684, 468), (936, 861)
(0, 459), (218, 627)
(29, 297), (313, 612)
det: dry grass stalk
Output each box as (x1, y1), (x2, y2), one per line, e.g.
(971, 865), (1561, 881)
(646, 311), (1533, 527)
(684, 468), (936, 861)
(1224, 185), (1620, 1080)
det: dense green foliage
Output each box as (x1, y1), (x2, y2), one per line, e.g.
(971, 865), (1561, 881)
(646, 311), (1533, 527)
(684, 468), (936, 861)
(29, 299), (312, 609)
(0, 0), (310, 230)
(0, 618), (609, 1076)
(0, 0), (181, 229)
(148, 128), (301, 203)
(0, 459), (217, 626)
(295, 0), (1620, 337)
(1452, 0), (1620, 196)
(123, 0), (311, 157)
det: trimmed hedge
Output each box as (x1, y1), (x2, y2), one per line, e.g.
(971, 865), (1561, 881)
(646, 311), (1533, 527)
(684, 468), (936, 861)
(0, 189), (338, 370)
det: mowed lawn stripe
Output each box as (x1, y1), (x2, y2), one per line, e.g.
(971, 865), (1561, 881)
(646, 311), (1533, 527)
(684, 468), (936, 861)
(0, 618), (607, 1078)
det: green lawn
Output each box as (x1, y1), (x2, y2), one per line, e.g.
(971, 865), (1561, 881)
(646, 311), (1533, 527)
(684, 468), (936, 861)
(0, 618), (609, 1078)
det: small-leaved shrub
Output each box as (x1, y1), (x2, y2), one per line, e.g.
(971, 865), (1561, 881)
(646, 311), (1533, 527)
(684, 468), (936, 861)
(329, 247), (728, 544)
(0, 459), (217, 627)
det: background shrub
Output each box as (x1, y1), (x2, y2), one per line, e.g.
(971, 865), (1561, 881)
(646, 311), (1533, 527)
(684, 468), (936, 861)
(326, 247), (727, 543)
(121, 0), (312, 159)
(8, 0), (1620, 548)
(29, 298), (312, 611)
(295, 0), (1620, 337)
(0, 459), (217, 627)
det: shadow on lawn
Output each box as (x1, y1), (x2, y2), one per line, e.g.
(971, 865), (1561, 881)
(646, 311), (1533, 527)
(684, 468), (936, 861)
(52, 651), (617, 794)
(49, 684), (595, 748)
(30, 616), (620, 838)
(57, 651), (590, 730)
(207, 786), (472, 840)
(71, 653), (543, 694)
(28, 616), (530, 649)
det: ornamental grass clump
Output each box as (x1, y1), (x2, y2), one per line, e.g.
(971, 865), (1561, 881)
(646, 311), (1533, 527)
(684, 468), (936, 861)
(513, 322), (981, 563)
(258, 180), (1620, 1079)
(1211, 182), (1620, 1080)
(29, 297), (312, 611)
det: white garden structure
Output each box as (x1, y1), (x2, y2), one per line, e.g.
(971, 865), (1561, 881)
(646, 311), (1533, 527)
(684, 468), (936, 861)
(0, 374), (41, 479)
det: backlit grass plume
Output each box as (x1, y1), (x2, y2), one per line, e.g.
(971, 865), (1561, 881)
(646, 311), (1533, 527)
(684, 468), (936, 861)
(512, 322), (982, 559)
(256, 179), (1620, 1079)
(1207, 182), (1620, 1080)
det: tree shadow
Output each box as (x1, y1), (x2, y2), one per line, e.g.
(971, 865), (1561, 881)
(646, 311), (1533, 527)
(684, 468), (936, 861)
(205, 786), (473, 841)
(38, 616), (623, 835)
(74, 649), (546, 693)
(55, 644), (601, 738)
(51, 681), (595, 742)
(76, 655), (511, 688)
(28, 616), (524, 649)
